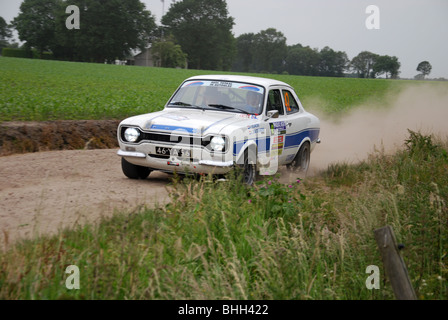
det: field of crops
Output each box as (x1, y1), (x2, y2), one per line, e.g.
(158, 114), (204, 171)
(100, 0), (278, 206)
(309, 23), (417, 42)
(1, 56), (407, 121)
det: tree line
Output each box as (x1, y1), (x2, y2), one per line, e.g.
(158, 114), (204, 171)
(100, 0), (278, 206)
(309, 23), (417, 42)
(0, 0), (433, 79)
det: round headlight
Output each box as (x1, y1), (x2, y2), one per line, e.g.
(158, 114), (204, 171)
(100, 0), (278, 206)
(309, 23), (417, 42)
(210, 136), (225, 152)
(124, 127), (140, 143)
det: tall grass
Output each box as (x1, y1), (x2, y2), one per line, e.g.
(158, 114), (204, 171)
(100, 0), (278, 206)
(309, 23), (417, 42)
(0, 131), (447, 300)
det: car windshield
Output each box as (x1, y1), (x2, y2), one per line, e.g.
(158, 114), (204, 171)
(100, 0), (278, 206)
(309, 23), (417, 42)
(168, 80), (265, 115)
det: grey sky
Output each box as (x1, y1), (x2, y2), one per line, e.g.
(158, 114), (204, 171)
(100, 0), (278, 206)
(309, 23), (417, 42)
(1, 0), (447, 78)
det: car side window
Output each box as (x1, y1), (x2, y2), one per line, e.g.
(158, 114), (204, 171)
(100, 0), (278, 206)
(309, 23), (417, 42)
(283, 90), (300, 115)
(266, 89), (284, 116)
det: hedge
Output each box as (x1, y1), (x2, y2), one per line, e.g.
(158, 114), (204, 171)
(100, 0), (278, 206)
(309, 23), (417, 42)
(1, 48), (54, 60)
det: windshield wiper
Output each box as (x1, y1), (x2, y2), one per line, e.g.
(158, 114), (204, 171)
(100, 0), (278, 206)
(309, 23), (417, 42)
(208, 104), (250, 114)
(169, 101), (205, 110)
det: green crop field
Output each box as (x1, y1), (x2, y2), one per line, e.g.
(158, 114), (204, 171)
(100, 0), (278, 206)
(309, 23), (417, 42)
(1, 56), (410, 121)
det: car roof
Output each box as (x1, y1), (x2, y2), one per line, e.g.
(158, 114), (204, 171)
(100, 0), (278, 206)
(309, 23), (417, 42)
(185, 74), (293, 89)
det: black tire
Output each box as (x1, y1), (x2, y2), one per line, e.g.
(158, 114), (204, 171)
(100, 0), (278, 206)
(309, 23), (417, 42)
(288, 142), (310, 173)
(239, 149), (257, 185)
(121, 158), (151, 179)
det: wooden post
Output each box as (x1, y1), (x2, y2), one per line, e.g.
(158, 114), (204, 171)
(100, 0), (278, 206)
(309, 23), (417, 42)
(374, 226), (417, 300)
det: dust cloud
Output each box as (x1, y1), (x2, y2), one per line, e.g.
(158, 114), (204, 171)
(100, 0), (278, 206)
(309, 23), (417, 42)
(307, 83), (448, 175)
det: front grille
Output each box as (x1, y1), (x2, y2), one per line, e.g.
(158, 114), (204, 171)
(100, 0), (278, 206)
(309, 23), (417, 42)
(120, 127), (223, 151)
(141, 131), (208, 147)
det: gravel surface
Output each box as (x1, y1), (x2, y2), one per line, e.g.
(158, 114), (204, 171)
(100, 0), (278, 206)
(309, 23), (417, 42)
(0, 149), (171, 249)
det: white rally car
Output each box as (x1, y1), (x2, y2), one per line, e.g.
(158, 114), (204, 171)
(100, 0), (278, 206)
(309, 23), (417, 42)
(117, 75), (320, 184)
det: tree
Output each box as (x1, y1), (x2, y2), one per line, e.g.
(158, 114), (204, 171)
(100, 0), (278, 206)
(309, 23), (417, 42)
(318, 46), (348, 77)
(152, 37), (187, 68)
(252, 28), (287, 73)
(373, 55), (400, 79)
(13, 0), (156, 62)
(350, 51), (379, 78)
(285, 44), (319, 76)
(66, 0), (156, 62)
(0, 16), (13, 51)
(233, 29), (288, 74)
(233, 33), (256, 72)
(162, 0), (235, 70)
(416, 61), (432, 79)
(0, 17), (12, 41)
(12, 0), (62, 54)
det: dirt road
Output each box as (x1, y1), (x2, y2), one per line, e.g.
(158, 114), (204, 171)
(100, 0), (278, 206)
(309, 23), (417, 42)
(1, 84), (447, 249)
(0, 148), (308, 248)
(0, 149), (172, 248)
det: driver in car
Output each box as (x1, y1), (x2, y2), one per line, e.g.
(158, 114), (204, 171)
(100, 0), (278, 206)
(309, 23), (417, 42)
(245, 90), (262, 114)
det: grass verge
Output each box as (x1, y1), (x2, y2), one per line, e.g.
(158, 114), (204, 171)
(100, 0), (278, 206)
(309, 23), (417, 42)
(0, 130), (446, 300)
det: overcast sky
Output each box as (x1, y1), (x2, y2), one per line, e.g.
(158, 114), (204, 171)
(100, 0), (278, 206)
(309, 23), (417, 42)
(1, 0), (447, 78)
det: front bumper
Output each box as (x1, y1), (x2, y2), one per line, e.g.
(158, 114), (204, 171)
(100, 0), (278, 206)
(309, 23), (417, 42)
(117, 148), (234, 174)
(117, 149), (146, 158)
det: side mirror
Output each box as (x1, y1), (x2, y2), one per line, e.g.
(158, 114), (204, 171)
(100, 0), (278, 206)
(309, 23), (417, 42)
(266, 110), (279, 120)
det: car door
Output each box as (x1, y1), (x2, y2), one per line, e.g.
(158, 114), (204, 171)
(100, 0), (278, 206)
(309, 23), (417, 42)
(281, 88), (310, 164)
(265, 88), (288, 165)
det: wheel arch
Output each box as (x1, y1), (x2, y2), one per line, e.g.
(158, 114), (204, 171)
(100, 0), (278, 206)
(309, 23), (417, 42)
(293, 137), (311, 158)
(235, 140), (257, 166)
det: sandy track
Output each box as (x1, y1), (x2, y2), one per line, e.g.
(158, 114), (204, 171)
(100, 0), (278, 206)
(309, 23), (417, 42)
(1, 84), (447, 249)
(0, 148), (307, 249)
(0, 149), (171, 248)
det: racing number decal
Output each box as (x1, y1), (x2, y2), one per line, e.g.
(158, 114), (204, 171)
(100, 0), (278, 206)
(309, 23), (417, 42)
(284, 92), (291, 112)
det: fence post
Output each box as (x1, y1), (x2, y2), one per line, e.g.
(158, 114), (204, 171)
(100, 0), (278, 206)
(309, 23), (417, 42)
(374, 225), (417, 300)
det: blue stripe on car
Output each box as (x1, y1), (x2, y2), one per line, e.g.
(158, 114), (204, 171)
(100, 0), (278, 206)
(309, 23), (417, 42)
(284, 128), (320, 149)
(150, 124), (199, 133)
(233, 128), (320, 155)
(233, 137), (271, 156)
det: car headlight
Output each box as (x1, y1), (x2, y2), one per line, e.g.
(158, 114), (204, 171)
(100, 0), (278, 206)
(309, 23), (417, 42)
(210, 136), (226, 152)
(124, 127), (140, 143)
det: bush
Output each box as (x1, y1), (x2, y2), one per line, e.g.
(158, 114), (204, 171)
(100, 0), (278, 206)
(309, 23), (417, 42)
(1, 48), (54, 60)
(2, 48), (32, 58)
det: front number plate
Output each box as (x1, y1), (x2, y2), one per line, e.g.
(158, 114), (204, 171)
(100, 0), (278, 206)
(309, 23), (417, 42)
(156, 147), (190, 157)
(156, 147), (172, 156)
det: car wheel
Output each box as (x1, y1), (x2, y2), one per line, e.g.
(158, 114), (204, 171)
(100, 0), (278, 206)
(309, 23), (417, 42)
(239, 149), (257, 185)
(121, 158), (151, 179)
(288, 142), (310, 173)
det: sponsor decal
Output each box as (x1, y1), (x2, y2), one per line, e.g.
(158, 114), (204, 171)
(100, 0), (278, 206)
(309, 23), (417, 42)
(271, 134), (284, 155)
(273, 136), (284, 144)
(270, 121), (286, 135)
(185, 81), (204, 87)
(235, 114), (259, 119)
(239, 85), (262, 92)
(248, 128), (266, 135)
(247, 124), (260, 130)
(210, 81), (233, 87)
